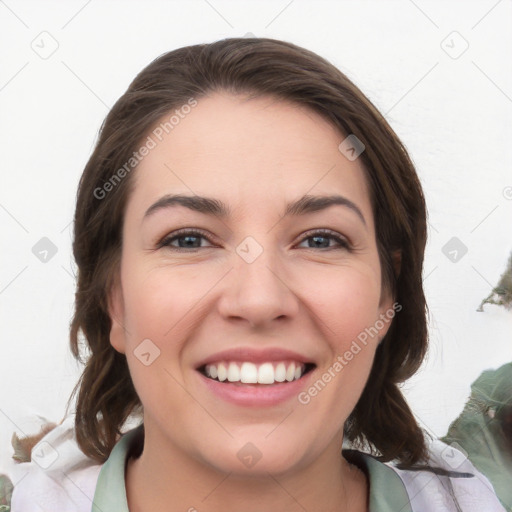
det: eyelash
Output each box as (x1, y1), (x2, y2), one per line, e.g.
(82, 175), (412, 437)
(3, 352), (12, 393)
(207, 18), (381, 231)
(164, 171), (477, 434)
(157, 228), (352, 252)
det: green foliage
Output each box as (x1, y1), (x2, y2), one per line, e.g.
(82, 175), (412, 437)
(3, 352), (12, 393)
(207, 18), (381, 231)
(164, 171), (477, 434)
(478, 251), (512, 311)
(0, 473), (13, 510)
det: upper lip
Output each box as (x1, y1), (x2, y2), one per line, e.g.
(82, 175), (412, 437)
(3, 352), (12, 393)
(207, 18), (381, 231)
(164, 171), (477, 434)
(195, 347), (315, 369)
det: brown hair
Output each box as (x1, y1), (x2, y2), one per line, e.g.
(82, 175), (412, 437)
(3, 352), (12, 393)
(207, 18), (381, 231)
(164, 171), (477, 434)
(65, 37), (431, 467)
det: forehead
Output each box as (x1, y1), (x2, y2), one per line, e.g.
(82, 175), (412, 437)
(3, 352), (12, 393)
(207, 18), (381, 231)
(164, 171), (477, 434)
(127, 92), (373, 223)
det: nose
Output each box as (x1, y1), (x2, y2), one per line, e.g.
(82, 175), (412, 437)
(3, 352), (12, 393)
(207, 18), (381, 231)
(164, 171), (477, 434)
(216, 241), (299, 328)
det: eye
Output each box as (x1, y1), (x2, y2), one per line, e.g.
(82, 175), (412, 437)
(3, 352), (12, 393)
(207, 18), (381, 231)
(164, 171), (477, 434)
(157, 229), (215, 251)
(157, 228), (352, 252)
(296, 229), (351, 251)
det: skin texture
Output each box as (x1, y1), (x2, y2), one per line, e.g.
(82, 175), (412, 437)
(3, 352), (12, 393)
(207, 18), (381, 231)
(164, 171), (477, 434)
(109, 92), (395, 512)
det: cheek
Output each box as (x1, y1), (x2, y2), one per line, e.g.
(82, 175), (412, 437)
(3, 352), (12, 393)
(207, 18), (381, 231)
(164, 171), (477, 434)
(118, 264), (203, 410)
(301, 269), (382, 412)
(120, 260), (209, 342)
(302, 264), (383, 343)
(121, 253), (383, 350)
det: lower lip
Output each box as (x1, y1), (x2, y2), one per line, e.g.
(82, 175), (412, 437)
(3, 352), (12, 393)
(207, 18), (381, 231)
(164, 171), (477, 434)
(197, 369), (315, 407)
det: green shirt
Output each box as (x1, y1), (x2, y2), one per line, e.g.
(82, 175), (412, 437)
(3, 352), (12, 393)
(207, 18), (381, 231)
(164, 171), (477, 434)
(91, 425), (413, 512)
(3, 423), (506, 511)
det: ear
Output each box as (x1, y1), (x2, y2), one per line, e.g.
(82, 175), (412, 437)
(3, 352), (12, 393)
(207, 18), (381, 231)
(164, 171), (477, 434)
(107, 277), (127, 355)
(377, 249), (402, 343)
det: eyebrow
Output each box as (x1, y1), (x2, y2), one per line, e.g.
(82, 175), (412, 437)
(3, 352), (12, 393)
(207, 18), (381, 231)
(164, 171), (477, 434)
(143, 193), (367, 226)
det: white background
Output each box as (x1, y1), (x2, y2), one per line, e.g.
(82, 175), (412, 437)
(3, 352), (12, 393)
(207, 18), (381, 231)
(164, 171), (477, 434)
(1, 0), (511, 474)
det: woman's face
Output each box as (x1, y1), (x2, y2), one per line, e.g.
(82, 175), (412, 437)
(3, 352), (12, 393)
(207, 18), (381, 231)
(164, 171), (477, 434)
(109, 92), (395, 475)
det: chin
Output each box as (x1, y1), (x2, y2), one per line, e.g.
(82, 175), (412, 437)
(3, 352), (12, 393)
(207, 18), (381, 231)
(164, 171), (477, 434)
(197, 435), (308, 477)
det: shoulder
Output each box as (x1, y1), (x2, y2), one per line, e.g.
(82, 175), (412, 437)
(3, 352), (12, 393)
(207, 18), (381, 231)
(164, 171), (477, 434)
(8, 415), (103, 512)
(344, 439), (506, 512)
(385, 439), (507, 512)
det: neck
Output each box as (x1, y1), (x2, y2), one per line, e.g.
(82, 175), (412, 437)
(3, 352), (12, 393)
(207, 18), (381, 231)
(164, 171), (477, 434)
(125, 427), (368, 512)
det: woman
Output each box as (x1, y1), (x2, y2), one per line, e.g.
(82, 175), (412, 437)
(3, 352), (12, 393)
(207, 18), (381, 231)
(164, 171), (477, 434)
(7, 37), (506, 511)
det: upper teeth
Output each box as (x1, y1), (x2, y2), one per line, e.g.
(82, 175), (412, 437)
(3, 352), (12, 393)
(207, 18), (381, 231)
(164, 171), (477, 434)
(204, 361), (306, 384)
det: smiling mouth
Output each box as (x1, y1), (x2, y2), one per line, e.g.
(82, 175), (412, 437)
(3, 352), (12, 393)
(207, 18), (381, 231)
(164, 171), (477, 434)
(198, 361), (316, 385)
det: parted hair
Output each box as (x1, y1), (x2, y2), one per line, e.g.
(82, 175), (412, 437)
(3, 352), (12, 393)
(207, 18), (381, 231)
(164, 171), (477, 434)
(65, 37), (431, 467)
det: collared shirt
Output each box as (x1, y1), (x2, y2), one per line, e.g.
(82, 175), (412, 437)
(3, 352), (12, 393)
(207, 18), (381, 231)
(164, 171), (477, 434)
(91, 425), (414, 512)
(8, 417), (507, 511)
